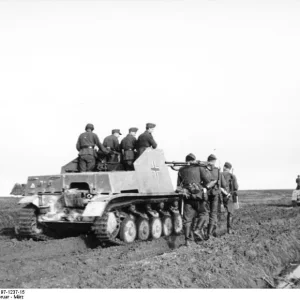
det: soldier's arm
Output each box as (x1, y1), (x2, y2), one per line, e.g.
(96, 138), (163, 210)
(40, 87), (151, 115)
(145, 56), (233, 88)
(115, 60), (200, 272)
(95, 134), (109, 154)
(114, 138), (120, 152)
(76, 136), (81, 152)
(177, 169), (183, 187)
(133, 137), (137, 151)
(103, 137), (108, 148)
(232, 174), (239, 191)
(120, 139), (124, 151)
(221, 173), (228, 190)
(149, 136), (158, 149)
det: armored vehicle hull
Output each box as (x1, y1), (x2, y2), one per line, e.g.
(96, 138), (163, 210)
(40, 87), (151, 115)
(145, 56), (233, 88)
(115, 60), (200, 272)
(17, 149), (183, 244)
(292, 190), (300, 207)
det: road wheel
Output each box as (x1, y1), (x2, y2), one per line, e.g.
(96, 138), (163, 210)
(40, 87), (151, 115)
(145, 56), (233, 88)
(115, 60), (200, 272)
(119, 217), (137, 243)
(18, 204), (44, 240)
(150, 217), (162, 239)
(173, 213), (183, 235)
(106, 212), (120, 239)
(162, 215), (173, 237)
(136, 218), (150, 241)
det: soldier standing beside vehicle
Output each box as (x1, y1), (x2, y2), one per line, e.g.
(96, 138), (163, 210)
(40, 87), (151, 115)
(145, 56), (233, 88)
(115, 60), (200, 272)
(201, 154), (227, 240)
(296, 175), (300, 190)
(120, 127), (138, 171)
(177, 153), (208, 247)
(222, 162), (239, 234)
(76, 123), (108, 172)
(137, 123), (157, 157)
(103, 129), (122, 163)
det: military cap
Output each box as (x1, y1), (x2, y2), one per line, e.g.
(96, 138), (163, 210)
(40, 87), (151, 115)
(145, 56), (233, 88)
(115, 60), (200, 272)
(186, 153), (196, 162)
(112, 129), (122, 135)
(129, 127), (138, 133)
(146, 123), (156, 129)
(224, 162), (232, 169)
(207, 154), (217, 161)
(85, 123), (94, 131)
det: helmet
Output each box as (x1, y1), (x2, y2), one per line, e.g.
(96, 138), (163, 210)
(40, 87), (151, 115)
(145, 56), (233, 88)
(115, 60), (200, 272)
(85, 123), (94, 131)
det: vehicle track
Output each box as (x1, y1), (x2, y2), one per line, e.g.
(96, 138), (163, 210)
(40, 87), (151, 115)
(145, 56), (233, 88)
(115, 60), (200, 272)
(1, 191), (300, 288)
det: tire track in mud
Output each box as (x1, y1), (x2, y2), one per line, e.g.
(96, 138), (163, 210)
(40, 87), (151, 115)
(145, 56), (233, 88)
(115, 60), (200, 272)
(1, 194), (300, 288)
(0, 232), (185, 288)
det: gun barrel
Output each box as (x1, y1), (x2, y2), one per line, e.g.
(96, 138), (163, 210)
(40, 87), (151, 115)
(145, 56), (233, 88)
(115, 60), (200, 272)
(165, 160), (208, 167)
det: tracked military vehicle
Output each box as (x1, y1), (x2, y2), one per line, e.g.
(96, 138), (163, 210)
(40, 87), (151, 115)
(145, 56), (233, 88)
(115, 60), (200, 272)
(291, 190), (300, 207)
(17, 149), (183, 244)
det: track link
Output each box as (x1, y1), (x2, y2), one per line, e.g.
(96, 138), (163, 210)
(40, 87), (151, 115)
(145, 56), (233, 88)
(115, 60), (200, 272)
(92, 204), (182, 245)
(18, 205), (52, 241)
(92, 213), (124, 246)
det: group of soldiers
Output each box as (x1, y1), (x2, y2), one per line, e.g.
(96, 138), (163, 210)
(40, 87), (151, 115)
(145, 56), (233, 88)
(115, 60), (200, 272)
(76, 123), (239, 246)
(76, 123), (157, 172)
(177, 153), (239, 246)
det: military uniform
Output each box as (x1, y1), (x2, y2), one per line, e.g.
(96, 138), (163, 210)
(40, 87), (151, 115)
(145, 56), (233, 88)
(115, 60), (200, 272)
(120, 128), (138, 171)
(76, 125), (106, 172)
(201, 155), (227, 238)
(222, 164), (239, 233)
(137, 123), (157, 157)
(177, 153), (208, 244)
(296, 176), (300, 190)
(103, 129), (121, 163)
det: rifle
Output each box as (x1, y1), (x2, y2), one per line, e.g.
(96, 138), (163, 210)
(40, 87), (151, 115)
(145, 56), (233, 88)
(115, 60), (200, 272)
(232, 168), (239, 209)
(218, 166), (230, 199)
(165, 160), (208, 171)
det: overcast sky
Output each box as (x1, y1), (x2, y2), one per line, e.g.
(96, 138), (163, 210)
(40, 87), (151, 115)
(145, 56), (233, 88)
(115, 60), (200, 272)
(0, 0), (300, 195)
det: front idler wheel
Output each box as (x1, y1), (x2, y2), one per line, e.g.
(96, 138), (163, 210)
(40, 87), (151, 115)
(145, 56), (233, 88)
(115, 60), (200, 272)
(150, 217), (162, 239)
(120, 216), (137, 243)
(136, 218), (150, 241)
(106, 212), (120, 239)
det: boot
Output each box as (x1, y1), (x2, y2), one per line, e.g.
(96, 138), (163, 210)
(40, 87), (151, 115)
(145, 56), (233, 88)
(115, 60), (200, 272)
(227, 214), (234, 234)
(190, 230), (195, 242)
(185, 240), (191, 247)
(184, 223), (192, 246)
(205, 223), (214, 240)
(194, 218), (206, 241)
(212, 225), (217, 237)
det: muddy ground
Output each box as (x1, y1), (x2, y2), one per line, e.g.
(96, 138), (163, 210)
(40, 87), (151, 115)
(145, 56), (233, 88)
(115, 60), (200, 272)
(1, 190), (300, 289)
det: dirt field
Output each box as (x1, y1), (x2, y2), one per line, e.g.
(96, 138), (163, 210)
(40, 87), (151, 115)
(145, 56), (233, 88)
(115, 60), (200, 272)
(1, 190), (300, 289)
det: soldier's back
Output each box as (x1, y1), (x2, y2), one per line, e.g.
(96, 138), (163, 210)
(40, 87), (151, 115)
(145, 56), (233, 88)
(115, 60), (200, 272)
(178, 165), (201, 186)
(121, 134), (136, 150)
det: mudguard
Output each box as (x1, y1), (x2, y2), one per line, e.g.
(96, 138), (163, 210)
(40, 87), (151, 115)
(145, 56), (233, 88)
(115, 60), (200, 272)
(18, 194), (64, 211)
(18, 195), (39, 207)
(82, 194), (110, 217)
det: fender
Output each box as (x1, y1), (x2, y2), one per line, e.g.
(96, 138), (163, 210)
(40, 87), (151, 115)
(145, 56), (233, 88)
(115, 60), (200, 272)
(18, 194), (63, 210)
(18, 195), (39, 207)
(82, 194), (110, 217)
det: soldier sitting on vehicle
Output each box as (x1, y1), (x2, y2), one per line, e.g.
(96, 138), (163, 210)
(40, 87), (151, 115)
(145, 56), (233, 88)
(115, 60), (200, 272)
(103, 129), (122, 162)
(137, 123), (157, 157)
(76, 123), (109, 172)
(120, 127), (138, 171)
